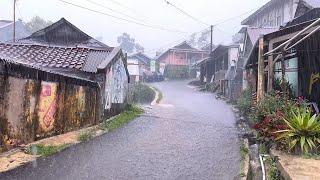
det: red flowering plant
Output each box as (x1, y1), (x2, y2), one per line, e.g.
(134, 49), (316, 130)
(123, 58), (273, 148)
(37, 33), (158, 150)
(250, 92), (308, 149)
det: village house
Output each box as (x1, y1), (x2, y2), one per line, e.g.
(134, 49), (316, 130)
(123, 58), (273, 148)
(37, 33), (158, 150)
(0, 19), (30, 42)
(127, 52), (152, 82)
(156, 41), (209, 79)
(198, 44), (240, 98)
(246, 8), (320, 108)
(241, 0), (320, 27)
(223, 0), (320, 101)
(0, 18), (129, 152)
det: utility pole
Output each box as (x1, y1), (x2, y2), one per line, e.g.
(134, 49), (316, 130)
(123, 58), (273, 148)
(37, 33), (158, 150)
(257, 35), (265, 102)
(210, 25), (213, 52)
(13, 0), (16, 42)
(210, 25), (214, 82)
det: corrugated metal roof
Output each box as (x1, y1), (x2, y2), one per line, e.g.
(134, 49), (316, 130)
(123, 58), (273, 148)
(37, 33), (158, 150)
(304, 0), (320, 8)
(0, 20), (30, 42)
(19, 18), (109, 49)
(82, 51), (110, 72)
(247, 27), (279, 44)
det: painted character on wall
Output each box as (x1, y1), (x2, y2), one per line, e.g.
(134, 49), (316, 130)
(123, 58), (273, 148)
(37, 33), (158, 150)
(309, 73), (320, 95)
(112, 58), (127, 104)
(38, 82), (57, 132)
(104, 68), (112, 110)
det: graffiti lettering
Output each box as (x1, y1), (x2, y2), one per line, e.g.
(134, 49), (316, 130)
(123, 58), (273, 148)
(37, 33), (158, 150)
(38, 82), (57, 132)
(309, 73), (320, 95)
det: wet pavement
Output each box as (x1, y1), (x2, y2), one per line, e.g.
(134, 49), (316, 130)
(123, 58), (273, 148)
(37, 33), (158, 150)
(0, 80), (240, 180)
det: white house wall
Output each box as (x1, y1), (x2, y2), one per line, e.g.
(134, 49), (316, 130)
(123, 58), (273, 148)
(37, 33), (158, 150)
(250, 0), (298, 27)
(228, 47), (239, 67)
(104, 57), (128, 110)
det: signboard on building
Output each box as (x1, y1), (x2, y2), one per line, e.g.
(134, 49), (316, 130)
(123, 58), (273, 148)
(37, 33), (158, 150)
(150, 60), (156, 72)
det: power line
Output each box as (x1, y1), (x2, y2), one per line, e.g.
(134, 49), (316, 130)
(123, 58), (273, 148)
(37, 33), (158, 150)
(85, 0), (148, 24)
(212, 7), (259, 26)
(58, 0), (188, 34)
(144, 27), (211, 54)
(163, 0), (209, 26)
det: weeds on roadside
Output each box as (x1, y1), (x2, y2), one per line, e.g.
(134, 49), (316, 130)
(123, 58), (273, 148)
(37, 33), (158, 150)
(25, 144), (68, 157)
(240, 141), (249, 178)
(100, 105), (144, 131)
(78, 131), (94, 142)
(265, 156), (281, 180)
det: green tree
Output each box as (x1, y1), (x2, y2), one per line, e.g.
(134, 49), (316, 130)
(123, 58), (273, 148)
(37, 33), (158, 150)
(117, 33), (144, 53)
(25, 16), (53, 33)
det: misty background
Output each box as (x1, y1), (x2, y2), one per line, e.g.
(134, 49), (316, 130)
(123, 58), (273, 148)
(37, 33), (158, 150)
(0, 0), (269, 56)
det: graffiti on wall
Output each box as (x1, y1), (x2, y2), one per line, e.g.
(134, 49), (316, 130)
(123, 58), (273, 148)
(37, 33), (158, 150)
(104, 58), (128, 109)
(38, 82), (57, 132)
(309, 73), (320, 95)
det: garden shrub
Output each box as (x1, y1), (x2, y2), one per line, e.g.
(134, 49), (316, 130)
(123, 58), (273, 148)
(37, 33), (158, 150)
(250, 92), (307, 150)
(132, 83), (155, 104)
(236, 88), (252, 116)
(275, 107), (320, 155)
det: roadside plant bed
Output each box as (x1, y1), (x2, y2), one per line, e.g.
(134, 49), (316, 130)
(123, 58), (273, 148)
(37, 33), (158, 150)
(132, 83), (155, 104)
(100, 104), (144, 131)
(238, 90), (320, 156)
(25, 144), (69, 157)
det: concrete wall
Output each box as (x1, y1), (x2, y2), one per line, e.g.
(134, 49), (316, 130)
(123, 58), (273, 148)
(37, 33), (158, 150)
(0, 76), (99, 152)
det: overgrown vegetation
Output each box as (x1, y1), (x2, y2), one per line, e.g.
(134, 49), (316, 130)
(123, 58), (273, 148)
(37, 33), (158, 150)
(132, 83), (155, 104)
(77, 131), (94, 142)
(25, 144), (68, 157)
(237, 88), (252, 117)
(265, 156), (281, 180)
(275, 107), (320, 154)
(100, 105), (144, 131)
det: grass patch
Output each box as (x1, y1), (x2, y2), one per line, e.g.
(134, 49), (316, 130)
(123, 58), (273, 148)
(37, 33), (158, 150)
(77, 131), (94, 142)
(100, 105), (144, 131)
(240, 141), (249, 178)
(25, 144), (68, 157)
(265, 156), (281, 180)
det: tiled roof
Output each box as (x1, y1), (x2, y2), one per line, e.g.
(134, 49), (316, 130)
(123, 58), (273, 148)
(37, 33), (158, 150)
(128, 52), (152, 65)
(0, 43), (111, 73)
(173, 41), (198, 50)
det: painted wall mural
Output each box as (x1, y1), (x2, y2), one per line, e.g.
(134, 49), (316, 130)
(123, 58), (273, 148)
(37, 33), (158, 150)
(104, 58), (128, 109)
(38, 82), (57, 132)
(104, 68), (112, 110)
(309, 73), (320, 95)
(112, 58), (127, 104)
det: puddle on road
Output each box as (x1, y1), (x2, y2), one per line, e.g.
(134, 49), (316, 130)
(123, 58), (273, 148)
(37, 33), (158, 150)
(157, 104), (174, 108)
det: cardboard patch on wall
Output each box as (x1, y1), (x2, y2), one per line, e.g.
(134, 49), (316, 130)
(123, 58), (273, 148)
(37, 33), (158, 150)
(38, 82), (57, 133)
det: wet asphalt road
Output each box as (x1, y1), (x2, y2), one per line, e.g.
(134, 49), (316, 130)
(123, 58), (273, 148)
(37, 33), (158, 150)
(0, 80), (240, 180)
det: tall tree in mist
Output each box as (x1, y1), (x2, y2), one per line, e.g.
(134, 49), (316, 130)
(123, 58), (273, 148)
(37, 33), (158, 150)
(25, 16), (53, 33)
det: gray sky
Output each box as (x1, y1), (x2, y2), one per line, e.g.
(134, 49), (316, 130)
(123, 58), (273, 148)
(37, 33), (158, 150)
(0, 0), (269, 56)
